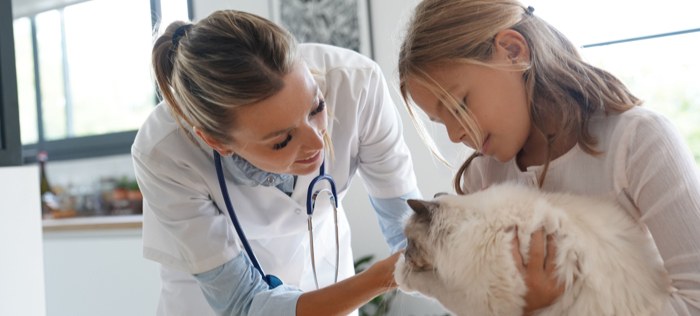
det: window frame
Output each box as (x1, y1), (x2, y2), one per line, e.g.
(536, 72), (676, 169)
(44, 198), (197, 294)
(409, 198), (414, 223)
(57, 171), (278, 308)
(0, 0), (22, 166)
(18, 0), (193, 163)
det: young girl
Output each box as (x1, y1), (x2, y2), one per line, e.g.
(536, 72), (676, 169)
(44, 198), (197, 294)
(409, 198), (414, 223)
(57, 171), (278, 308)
(135, 10), (420, 315)
(398, 0), (700, 314)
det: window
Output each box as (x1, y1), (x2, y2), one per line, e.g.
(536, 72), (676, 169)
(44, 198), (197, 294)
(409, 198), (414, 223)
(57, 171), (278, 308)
(13, 0), (191, 162)
(531, 0), (700, 163)
(1, 0), (21, 166)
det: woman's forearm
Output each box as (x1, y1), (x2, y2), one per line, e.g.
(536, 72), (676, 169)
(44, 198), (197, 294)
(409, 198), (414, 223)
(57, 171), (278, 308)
(296, 253), (399, 315)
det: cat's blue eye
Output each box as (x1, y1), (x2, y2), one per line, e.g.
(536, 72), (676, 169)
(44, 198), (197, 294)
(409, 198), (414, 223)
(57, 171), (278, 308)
(310, 100), (326, 116)
(273, 134), (292, 150)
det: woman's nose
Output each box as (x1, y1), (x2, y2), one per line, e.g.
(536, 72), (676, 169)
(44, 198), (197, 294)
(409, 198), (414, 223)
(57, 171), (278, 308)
(302, 123), (324, 151)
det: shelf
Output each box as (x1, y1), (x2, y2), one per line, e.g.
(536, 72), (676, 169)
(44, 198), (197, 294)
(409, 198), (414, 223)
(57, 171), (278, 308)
(42, 215), (142, 232)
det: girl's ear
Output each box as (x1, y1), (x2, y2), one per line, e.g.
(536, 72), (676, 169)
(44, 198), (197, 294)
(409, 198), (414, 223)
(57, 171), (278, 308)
(194, 127), (234, 156)
(493, 29), (531, 64)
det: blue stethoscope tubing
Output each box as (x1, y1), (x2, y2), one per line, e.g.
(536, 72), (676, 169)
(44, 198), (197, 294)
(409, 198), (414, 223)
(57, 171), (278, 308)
(304, 160), (340, 289)
(213, 150), (340, 290)
(214, 151), (282, 289)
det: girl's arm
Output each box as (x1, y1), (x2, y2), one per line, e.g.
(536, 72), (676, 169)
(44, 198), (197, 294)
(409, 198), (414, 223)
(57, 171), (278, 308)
(624, 113), (700, 315)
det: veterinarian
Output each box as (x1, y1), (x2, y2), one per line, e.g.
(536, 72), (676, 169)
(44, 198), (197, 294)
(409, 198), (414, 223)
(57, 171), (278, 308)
(132, 10), (421, 316)
(399, 0), (700, 314)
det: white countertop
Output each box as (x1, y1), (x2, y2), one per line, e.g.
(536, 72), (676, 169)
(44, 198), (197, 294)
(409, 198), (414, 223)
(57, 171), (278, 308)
(42, 215), (142, 232)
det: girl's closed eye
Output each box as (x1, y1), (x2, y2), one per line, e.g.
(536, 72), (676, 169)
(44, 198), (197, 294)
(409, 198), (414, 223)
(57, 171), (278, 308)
(460, 97), (468, 110)
(273, 134), (292, 150)
(310, 100), (326, 116)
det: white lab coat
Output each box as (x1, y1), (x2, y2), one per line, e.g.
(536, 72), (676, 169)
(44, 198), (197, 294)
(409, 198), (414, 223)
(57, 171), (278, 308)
(132, 43), (417, 315)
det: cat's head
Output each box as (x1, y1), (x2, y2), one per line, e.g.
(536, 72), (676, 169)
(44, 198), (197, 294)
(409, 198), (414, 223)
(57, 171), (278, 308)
(402, 194), (477, 273)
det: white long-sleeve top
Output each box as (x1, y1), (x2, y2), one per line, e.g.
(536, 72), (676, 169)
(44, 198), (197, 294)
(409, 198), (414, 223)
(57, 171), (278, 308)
(463, 106), (700, 315)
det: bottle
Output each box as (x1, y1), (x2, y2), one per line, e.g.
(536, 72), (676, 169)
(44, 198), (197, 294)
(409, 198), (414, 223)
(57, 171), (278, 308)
(37, 151), (56, 216)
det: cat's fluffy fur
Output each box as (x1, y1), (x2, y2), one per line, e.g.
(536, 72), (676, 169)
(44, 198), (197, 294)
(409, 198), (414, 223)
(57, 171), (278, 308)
(395, 183), (670, 316)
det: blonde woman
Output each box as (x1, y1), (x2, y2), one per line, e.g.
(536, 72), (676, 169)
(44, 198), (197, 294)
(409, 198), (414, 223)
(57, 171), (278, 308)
(399, 0), (700, 314)
(134, 10), (420, 315)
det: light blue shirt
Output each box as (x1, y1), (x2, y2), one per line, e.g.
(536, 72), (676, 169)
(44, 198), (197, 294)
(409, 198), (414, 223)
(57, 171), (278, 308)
(193, 155), (421, 315)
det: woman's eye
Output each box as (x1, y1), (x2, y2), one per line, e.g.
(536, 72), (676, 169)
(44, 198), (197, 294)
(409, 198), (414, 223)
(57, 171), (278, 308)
(272, 134), (292, 150)
(310, 100), (326, 116)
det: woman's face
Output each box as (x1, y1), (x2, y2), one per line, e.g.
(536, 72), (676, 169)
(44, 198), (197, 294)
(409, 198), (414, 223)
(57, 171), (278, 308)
(407, 58), (531, 163)
(226, 60), (328, 175)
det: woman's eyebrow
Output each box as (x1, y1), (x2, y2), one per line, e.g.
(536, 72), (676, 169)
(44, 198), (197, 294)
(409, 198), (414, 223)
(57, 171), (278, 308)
(260, 83), (321, 141)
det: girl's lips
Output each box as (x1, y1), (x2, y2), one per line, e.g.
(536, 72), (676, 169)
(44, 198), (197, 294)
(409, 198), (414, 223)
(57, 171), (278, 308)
(296, 151), (321, 164)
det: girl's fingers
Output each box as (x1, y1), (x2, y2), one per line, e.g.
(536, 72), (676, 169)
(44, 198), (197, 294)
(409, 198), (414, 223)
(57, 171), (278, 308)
(511, 227), (526, 275)
(544, 233), (557, 273)
(528, 228), (546, 271)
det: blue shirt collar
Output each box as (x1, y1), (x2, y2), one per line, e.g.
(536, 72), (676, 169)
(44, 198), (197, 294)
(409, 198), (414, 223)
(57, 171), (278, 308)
(229, 155), (295, 194)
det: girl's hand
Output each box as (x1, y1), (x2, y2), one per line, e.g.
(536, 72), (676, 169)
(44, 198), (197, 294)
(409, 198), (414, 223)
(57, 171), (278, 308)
(511, 228), (564, 315)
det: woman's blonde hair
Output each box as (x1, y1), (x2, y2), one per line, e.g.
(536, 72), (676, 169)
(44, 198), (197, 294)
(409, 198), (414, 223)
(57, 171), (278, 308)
(399, 0), (641, 193)
(152, 10), (297, 144)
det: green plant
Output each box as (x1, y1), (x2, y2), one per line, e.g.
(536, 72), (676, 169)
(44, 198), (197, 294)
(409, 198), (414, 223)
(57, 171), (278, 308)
(354, 254), (397, 316)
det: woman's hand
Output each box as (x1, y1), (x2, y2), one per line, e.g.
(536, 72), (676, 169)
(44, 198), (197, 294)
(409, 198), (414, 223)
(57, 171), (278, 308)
(365, 251), (403, 290)
(511, 228), (564, 315)
(297, 252), (402, 315)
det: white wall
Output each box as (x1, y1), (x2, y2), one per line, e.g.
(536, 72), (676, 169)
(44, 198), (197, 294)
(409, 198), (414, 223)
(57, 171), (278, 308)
(0, 166), (46, 316)
(43, 229), (161, 316)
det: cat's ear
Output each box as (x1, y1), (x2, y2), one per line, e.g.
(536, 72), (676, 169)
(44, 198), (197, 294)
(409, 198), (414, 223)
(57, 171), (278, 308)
(407, 199), (439, 218)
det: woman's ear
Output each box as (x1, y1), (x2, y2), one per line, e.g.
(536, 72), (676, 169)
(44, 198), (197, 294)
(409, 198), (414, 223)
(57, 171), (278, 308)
(493, 29), (530, 64)
(194, 127), (234, 156)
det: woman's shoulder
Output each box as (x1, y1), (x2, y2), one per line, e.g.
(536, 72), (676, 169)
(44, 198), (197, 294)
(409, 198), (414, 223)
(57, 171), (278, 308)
(299, 43), (379, 75)
(132, 102), (202, 160)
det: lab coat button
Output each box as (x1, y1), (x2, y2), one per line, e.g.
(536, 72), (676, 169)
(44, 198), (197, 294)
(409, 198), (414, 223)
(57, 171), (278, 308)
(295, 208), (302, 214)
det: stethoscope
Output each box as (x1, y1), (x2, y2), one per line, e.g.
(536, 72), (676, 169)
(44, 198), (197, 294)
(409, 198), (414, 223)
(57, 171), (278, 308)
(213, 150), (340, 290)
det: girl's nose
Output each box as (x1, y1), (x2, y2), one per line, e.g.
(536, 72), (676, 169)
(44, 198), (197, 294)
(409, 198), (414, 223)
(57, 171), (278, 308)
(446, 125), (464, 144)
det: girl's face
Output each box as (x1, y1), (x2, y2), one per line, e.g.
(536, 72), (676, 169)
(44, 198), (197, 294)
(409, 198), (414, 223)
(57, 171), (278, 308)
(223, 60), (328, 175)
(407, 48), (531, 163)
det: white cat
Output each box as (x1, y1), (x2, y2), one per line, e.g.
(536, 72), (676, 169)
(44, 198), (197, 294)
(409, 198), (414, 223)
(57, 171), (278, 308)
(395, 183), (670, 316)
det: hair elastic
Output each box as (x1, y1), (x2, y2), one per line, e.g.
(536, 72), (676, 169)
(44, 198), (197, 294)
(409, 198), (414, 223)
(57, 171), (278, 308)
(525, 6), (535, 15)
(172, 24), (193, 48)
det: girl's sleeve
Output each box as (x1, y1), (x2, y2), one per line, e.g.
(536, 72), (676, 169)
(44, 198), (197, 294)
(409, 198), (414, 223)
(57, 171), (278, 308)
(623, 112), (700, 315)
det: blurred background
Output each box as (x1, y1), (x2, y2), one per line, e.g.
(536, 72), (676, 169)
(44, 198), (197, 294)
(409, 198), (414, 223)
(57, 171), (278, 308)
(1, 0), (698, 315)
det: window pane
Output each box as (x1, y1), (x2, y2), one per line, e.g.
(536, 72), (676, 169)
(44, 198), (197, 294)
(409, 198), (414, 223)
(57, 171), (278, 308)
(35, 10), (67, 141)
(13, 17), (38, 144)
(63, 0), (155, 138)
(159, 0), (190, 34)
(528, 0), (700, 46)
(581, 32), (700, 162)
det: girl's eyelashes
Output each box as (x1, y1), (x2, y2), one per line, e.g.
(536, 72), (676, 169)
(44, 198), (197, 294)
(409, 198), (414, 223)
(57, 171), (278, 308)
(273, 134), (292, 150)
(458, 97), (468, 111)
(310, 100), (326, 116)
